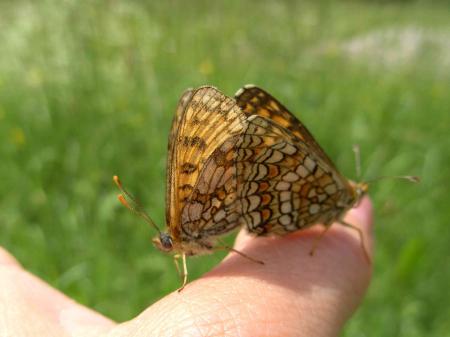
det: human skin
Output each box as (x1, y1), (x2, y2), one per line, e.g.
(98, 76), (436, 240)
(0, 196), (373, 337)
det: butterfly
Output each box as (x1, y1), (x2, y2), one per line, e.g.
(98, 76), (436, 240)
(114, 85), (418, 290)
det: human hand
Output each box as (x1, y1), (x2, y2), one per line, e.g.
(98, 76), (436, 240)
(0, 196), (373, 337)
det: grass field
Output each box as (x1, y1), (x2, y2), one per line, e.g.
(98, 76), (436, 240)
(1, 0), (449, 335)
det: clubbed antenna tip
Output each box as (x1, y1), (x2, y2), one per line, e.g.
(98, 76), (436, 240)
(112, 175), (162, 235)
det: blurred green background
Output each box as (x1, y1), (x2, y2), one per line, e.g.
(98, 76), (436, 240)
(1, 0), (449, 335)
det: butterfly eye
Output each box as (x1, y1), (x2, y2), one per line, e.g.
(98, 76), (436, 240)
(159, 233), (173, 251)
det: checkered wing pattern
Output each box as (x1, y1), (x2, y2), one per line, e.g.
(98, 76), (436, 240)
(166, 86), (248, 243)
(235, 85), (338, 170)
(233, 86), (355, 235)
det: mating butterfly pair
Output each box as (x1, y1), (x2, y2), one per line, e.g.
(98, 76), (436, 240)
(114, 85), (416, 290)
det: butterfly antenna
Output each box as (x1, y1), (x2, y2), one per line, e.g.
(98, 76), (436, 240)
(351, 145), (419, 195)
(352, 144), (362, 180)
(113, 175), (162, 235)
(365, 175), (420, 184)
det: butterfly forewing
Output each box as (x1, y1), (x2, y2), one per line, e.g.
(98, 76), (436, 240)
(166, 89), (194, 228)
(235, 85), (340, 172)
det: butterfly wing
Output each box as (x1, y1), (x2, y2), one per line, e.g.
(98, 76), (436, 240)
(180, 134), (243, 240)
(167, 86), (247, 243)
(235, 85), (338, 171)
(166, 88), (194, 226)
(234, 114), (355, 235)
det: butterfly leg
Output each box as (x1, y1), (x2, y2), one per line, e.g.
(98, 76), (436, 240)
(338, 220), (371, 264)
(216, 240), (264, 265)
(173, 253), (188, 292)
(173, 254), (181, 277)
(309, 225), (331, 257)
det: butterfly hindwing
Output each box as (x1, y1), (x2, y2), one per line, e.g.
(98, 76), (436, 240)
(234, 114), (354, 235)
(167, 87), (248, 242)
(180, 135), (242, 238)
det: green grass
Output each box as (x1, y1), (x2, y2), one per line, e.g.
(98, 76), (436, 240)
(1, 0), (449, 335)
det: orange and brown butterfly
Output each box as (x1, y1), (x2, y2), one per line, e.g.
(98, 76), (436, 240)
(114, 85), (419, 290)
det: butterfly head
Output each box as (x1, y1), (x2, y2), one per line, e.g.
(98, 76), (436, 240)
(351, 181), (369, 205)
(153, 232), (174, 253)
